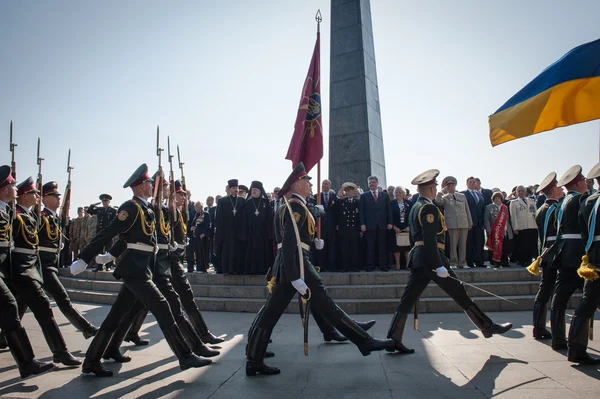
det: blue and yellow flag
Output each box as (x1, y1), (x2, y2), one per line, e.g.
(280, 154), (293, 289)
(489, 38), (600, 146)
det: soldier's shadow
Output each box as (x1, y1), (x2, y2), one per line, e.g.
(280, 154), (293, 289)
(571, 363), (600, 381)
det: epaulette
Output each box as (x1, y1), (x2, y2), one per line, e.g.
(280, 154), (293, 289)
(42, 208), (51, 217)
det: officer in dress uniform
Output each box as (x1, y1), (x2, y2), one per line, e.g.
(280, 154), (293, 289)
(530, 172), (564, 340)
(386, 170), (512, 354)
(549, 165), (588, 350)
(0, 165), (54, 378)
(7, 176), (81, 366)
(246, 162), (393, 377)
(70, 164), (211, 377)
(87, 194), (117, 271)
(336, 182), (361, 272)
(37, 181), (98, 339)
(566, 162), (600, 364)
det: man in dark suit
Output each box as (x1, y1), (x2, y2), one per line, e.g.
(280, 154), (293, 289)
(475, 178), (493, 206)
(359, 176), (393, 271)
(463, 177), (485, 267)
(313, 179), (337, 271)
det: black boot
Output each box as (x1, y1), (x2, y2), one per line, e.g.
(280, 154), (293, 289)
(532, 301), (552, 340)
(248, 305), (265, 341)
(246, 327), (280, 376)
(568, 315), (600, 365)
(188, 308), (224, 344)
(163, 324), (212, 370)
(82, 329), (114, 377)
(356, 320), (376, 332)
(550, 308), (568, 350)
(179, 319), (219, 358)
(386, 312), (415, 354)
(124, 308), (149, 346)
(333, 311), (395, 356)
(464, 303), (512, 338)
(41, 317), (82, 366)
(63, 306), (99, 340)
(323, 330), (349, 342)
(0, 331), (7, 350)
(102, 348), (131, 363)
(6, 327), (54, 379)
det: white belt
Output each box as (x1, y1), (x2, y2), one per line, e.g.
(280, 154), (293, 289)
(546, 236), (556, 242)
(594, 235), (600, 242)
(0, 241), (10, 248)
(127, 243), (156, 253)
(38, 246), (60, 254)
(559, 234), (582, 239)
(12, 247), (38, 255)
(156, 243), (169, 250)
(277, 242), (311, 251)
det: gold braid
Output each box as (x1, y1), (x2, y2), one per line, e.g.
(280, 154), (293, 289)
(134, 203), (155, 236)
(41, 216), (60, 241)
(179, 211), (187, 235)
(0, 220), (9, 240)
(418, 204), (447, 235)
(158, 213), (170, 237)
(17, 214), (39, 246)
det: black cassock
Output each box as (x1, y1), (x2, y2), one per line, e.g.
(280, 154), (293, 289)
(242, 197), (274, 275)
(215, 195), (245, 274)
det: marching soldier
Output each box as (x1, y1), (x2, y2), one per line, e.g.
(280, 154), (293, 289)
(567, 162), (600, 364)
(246, 163), (393, 377)
(70, 164), (212, 377)
(36, 181), (98, 339)
(386, 170), (512, 354)
(7, 176), (81, 366)
(0, 165), (54, 378)
(335, 182), (361, 272)
(529, 172), (564, 340)
(87, 194), (117, 271)
(549, 165), (588, 350)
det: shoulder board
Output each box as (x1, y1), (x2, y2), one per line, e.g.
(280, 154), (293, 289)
(129, 198), (138, 204)
(42, 209), (50, 217)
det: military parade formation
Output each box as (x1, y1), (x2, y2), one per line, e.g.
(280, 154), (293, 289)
(1, 120), (599, 383)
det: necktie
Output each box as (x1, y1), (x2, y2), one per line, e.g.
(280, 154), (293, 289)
(373, 191), (377, 201)
(453, 194), (456, 200)
(324, 193), (329, 207)
(473, 191), (479, 203)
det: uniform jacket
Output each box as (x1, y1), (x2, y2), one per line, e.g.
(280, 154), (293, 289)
(535, 199), (559, 268)
(434, 192), (472, 229)
(554, 191), (586, 268)
(509, 197), (537, 231)
(581, 192), (600, 264)
(38, 208), (62, 271)
(87, 204), (117, 232)
(407, 197), (448, 270)
(9, 204), (43, 283)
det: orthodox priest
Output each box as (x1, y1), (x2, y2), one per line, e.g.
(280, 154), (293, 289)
(215, 179), (245, 274)
(242, 181), (274, 275)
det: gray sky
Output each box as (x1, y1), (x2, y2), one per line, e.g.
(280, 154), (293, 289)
(1, 0), (599, 211)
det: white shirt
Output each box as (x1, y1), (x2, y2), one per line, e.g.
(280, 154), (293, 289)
(0, 200), (7, 212)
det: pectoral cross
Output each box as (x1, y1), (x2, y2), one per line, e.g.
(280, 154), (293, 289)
(233, 209), (237, 216)
(255, 210), (259, 216)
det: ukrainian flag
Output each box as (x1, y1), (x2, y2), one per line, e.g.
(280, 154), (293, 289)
(489, 38), (600, 146)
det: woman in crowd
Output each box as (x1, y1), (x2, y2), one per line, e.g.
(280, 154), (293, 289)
(484, 192), (510, 267)
(190, 201), (210, 273)
(390, 186), (412, 270)
(509, 186), (538, 267)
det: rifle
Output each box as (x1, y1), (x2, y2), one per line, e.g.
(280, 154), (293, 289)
(177, 144), (189, 224)
(33, 138), (44, 223)
(10, 121), (17, 179)
(8, 122), (17, 273)
(167, 136), (176, 246)
(153, 126), (165, 241)
(58, 149), (73, 266)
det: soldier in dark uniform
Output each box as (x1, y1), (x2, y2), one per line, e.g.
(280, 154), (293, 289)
(335, 182), (361, 272)
(0, 165), (55, 378)
(70, 164), (212, 377)
(246, 162), (393, 377)
(549, 165), (588, 350)
(530, 172), (564, 340)
(87, 193), (117, 271)
(386, 170), (512, 354)
(36, 181), (98, 339)
(6, 176), (81, 366)
(567, 161), (600, 364)
(94, 176), (218, 363)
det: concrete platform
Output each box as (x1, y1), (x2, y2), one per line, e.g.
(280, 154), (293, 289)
(0, 302), (599, 398)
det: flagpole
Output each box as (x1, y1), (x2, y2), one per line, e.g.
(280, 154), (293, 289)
(315, 9), (322, 241)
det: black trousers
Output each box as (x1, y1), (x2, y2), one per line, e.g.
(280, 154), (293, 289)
(466, 226), (485, 266)
(0, 277), (20, 333)
(365, 228), (388, 270)
(170, 261), (197, 315)
(395, 267), (474, 314)
(513, 229), (538, 265)
(186, 239), (195, 269)
(534, 267), (558, 304)
(193, 237), (209, 272)
(338, 228), (359, 271)
(573, 279), (600, 319)
(551, 267), (584, 313)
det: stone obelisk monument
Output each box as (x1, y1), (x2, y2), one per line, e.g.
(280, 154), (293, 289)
(329, 0), (386, 189)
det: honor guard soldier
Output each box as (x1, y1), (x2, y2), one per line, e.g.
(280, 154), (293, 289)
(87, 194), (117, 271)
(70, 164), (212, 377)
(0, 166), (55, 378)
(567, 162), (600, 364)
(246, 162), (393, 377)
(549, 165), (588, 350)
(8, 176), (81, 366)
(386, 170), (512, 354)
(529, 173), (563, 340)
(336, 182), (361, 272)
(37, 181), (98, 339)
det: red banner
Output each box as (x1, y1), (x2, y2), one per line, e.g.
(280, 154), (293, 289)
(285, 32), (323, 173)
(486, 204), (508, 262)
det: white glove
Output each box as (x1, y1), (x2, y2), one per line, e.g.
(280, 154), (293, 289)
(315, 205), (325, 215)
(314, 238), (325, 250)
(70, 259), (88, 275)
(291, 278), (308, 296)
(168, 243), (179, 252)
(435, 266), (449, 278)
(60, 242), (65, 251)
(95, 253), (116, 265)
(186, 237), (190, 246)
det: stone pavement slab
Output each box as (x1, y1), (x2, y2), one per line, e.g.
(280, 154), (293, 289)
(0, 303), (598, 398)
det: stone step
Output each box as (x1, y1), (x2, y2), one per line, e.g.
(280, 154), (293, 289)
(58, 276), (541, 300)
(64, 287), (582, 314)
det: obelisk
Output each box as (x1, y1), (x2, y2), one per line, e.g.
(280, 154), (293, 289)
(329, 0), (386, 189)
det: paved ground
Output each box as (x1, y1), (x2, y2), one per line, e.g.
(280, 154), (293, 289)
(0, 302), (599, 398)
